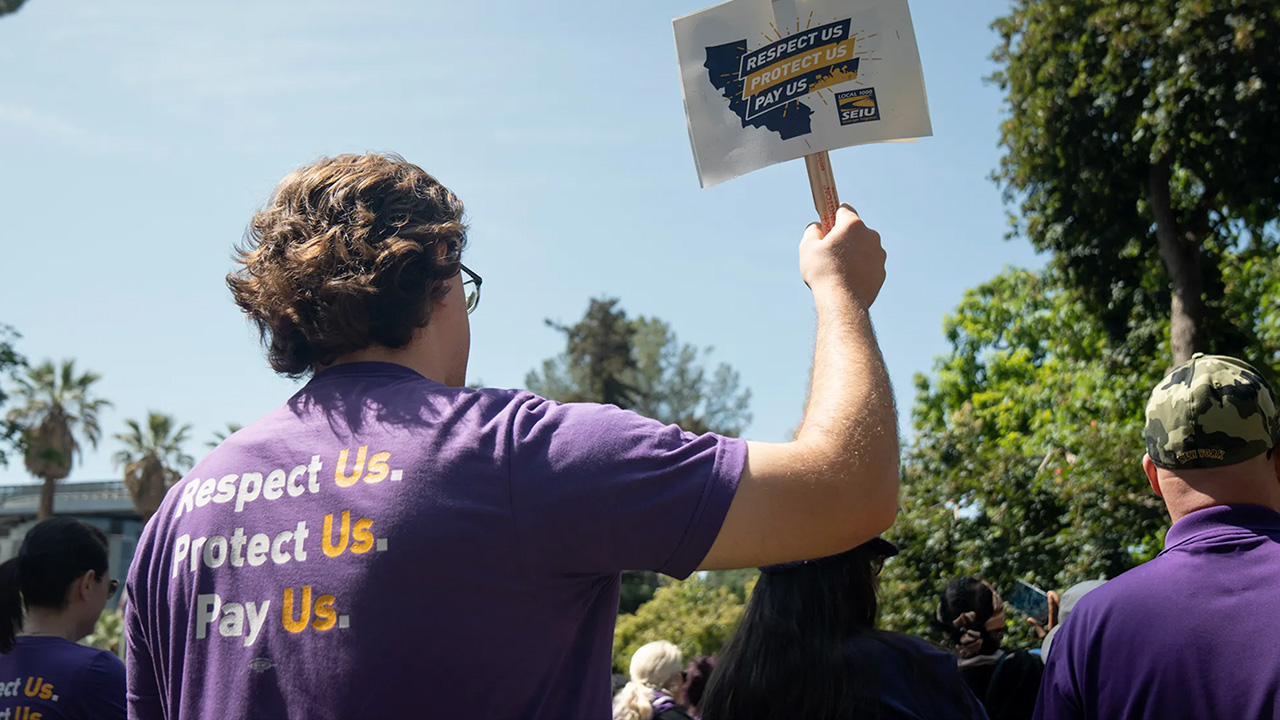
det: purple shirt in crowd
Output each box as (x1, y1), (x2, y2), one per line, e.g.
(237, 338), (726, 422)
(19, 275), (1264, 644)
(0, 636), (126, 720)
(1035, 504), (1280, 720)
(126, 363), (745, 720)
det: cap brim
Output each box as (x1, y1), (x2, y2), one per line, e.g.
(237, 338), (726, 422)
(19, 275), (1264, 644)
(867, 537), (899, 558)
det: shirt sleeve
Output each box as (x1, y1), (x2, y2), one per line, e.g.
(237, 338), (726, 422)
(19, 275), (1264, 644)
(506, 395), (746, 579)
(1033, 619), (1084, 720)
(125, 584), (165, 719)
(76, 651), (127, 720)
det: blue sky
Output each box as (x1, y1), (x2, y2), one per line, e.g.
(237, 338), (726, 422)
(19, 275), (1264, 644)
(0, 0), (1040, 485)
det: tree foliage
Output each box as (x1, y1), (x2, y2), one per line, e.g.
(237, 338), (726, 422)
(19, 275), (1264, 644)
(84, 608), (125, 658)
(882, 259), (1280, 645)
(527, 297), (752, 436)
(612, 577), (752, 673)
(880, 268), (1170, 645)
(0, 325), (25, 469)
(115, 412), (194, 523)
(7, 359), (111, 519)
(992, 0), (1280, 363)
(0, 0), (29, 18)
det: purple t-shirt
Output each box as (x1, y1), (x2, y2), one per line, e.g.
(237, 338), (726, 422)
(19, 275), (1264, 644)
(0, 636), (126, 720)
(1034, 504), (1280, 720)
(126, 362), (745, 720)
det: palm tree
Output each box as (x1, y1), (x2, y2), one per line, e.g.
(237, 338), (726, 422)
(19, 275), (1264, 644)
(206, 422), (243, 449)
(114, 412), (194, 524)
(0, 0), (30, 18)
(8, 359), (111, 520)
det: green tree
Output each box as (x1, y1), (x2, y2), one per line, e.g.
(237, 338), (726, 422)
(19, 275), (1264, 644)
(8, 360), (111, 520)
(115, 412), (194, 523)
(628, 317), (753, 436)
(880, 268), (1173, 644)
(527, 297), (752, 434)
(83, 609), (125, 658)
(612, 576), (752, 672)
(992, 0), (1280, 364)
(529, 298), (641, 408)
(528, 297), (753, 613)
(0, 0), (30, 18)
(0, 325), (25, 468)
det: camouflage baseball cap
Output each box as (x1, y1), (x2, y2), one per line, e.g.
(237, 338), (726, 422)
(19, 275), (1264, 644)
(1145, 354), (1280, 469)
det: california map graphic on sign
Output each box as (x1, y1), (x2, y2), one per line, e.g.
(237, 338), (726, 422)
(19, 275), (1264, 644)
(675, 0), (931, 187)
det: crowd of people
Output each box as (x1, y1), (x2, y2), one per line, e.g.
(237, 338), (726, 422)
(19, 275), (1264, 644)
(2, 153), (1279, 719)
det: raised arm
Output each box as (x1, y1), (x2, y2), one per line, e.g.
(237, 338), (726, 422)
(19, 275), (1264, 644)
(699, 204), (899, 570)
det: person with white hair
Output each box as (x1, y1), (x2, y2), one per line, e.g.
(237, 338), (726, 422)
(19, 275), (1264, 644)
(614, 641), (692, 720)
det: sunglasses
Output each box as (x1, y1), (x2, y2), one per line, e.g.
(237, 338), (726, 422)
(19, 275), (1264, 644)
(97, 573), (119, 598)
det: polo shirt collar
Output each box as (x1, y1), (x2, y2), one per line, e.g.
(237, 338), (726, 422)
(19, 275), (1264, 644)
(1161, 504), (1280, 555)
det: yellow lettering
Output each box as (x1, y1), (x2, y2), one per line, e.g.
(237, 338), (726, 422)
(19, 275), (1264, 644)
(39, 682), (52, 700)
(322, 512), (351, 557)
(364, 452), (390, 483)
(350, 518), (374, 554)
(313, 595), (337, 631)
(23, 677), (42, 698)
(282, 586), (312, 633)
(334, 446), (367, 487)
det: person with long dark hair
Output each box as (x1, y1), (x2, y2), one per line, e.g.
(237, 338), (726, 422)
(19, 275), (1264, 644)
(934, 577), (1042, 720)
(700, 539), (988, 720)
(0, 517), (125, 720)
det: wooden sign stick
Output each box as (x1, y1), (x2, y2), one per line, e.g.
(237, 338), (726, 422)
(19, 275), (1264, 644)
(804, 150), (839, 233)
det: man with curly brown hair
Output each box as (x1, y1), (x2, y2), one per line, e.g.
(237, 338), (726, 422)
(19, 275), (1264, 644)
(124, 153), (900, 720)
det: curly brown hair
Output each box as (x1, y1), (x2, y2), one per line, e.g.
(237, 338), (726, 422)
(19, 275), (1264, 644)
(227, 153), (467, 377)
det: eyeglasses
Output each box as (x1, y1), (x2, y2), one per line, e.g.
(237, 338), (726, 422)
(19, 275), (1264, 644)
(459, 263), (482, 314)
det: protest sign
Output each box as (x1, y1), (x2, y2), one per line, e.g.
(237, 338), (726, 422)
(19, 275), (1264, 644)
(674, 0), (931, 226)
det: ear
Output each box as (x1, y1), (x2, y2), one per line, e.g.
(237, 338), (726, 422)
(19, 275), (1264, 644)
(1143, 454), (1163, 498)
(76, 570), (98, 603)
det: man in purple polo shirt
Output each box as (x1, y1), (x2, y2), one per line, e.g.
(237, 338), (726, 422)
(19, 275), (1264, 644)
(1035, 353), (1280, 720)
(124, 153), (900, 719)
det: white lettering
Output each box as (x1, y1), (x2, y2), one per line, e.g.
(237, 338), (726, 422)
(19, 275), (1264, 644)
(174, 478), (200, 519)
(286, 465), (307, 498)
(307, 455), (322, 493)
(213, 474), (237, 504)
(270, 531), (294, 565)
(246, 533), (269, 566)
(189, 537), (208, 573)
(195, 477), (217, 507)
(263, 469), (287, 501)
(203, 535), (228, 569)
(245, 601), (270, 646)
(196, 593), (222, 640)
(294, 521), (309, 562)
(218, 602), (245, 638)
(196, 593), (272, 647)
(235, 472), (263, 512)
(172, 534), (190, 579)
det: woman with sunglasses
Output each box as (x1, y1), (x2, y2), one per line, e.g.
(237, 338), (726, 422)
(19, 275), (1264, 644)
(700, 538), (988, 720)
(0, 517), (125, 720)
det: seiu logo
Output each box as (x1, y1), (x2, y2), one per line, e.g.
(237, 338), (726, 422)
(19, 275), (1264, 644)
(836, 88), (880, 125)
